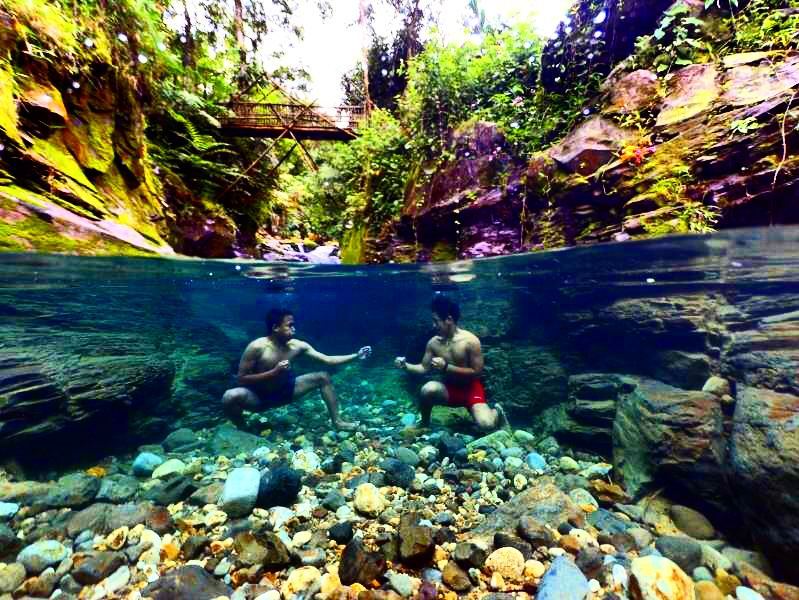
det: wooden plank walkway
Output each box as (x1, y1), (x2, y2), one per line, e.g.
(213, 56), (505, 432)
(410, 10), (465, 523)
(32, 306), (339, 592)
(219, 102), (366, 141)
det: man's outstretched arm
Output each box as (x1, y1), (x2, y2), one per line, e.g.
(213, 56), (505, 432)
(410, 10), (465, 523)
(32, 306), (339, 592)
(396, 341), (433, 375)
(302, 342), (371, 366)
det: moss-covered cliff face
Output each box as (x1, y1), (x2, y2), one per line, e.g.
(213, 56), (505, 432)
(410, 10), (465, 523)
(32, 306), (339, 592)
(370, 0), (799, 262)
(0, 3), (177, 255)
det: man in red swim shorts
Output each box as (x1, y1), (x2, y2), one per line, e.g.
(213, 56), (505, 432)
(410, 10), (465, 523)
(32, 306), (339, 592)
(394, 295), (508, 431)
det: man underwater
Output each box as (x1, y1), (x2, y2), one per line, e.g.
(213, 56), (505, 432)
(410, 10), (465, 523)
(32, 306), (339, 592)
(394, 295), (507, 430)
(222, 308), (371, 431)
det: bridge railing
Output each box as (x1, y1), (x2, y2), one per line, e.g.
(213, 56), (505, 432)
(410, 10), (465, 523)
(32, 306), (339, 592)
(221, 102), (367, 131)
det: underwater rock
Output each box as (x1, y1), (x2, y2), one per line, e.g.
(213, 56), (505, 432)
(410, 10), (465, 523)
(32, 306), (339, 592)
(354, 483), (385, 517)
(437, 434), (466, 459)
(613, 378), (725, 500)
(398, 513), (434, 566)
(132, 452), (164, 477)
(142, 565), (232, 599)
(669, 505), (715, 540)
(472, 481), (582, 542)
(209, 425), (262, 457)
(0, 502), (18, 521)
(0, 562), (25, 593)
(382, 458), (415, 489)
(162, 428), (200, 452)
(151, 458), (186, 479)
(71, 551), (126, 585)
(629, 556), (694, 600)
(328, 522), (354, 545)
(234, 531), (291, 568)
(655, 536), (703, 574)
(291, 449), (322, 472)
(452, 541), (488, 569)
(281, 566), (322, 599)
(0, 524), (22, 562)
(17, 539), (69, 575)
(517, 516), (555, 548)
(143, 475), (195, 505)
(485, 546), (525, 583)
(96, 474), (139, 503)
(257, 466), (302, 509)
(339, 538), (387, 586)
(219, 466), (260, 517)
(395, 447), (420, 467)
(45, 473), (100, 508)
(728, 385), (799, 584)
(442, 560), (471, 592)
(537, 555), (590, 600)
(493, 533), (533, 560)
(525, 452), (547, 470)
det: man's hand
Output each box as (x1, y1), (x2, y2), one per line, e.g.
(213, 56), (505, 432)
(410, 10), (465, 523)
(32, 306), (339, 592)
(357, 346), (372, 360)
(274, 359), (291, 373)
(431, 357), (447, 371)
(394, 356), (407, 370)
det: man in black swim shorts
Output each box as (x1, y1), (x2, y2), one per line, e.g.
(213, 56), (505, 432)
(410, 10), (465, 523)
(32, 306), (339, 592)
(222, 308), (372, 431)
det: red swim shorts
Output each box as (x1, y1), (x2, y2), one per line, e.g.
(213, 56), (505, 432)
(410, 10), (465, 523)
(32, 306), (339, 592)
(445, 379), (487, 409)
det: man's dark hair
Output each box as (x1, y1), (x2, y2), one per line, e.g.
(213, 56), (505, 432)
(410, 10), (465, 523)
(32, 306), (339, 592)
(431, 295), (460, 322)
(266, 308), (293, 332)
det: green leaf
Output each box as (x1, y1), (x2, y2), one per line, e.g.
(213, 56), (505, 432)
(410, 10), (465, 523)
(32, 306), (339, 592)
(654, 28), (666, 40)
(704, 0), (715, 8)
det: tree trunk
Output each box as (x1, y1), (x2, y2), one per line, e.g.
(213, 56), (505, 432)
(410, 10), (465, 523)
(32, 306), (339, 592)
(182, 0), (195, 72)
(359, 0), (371, 111)
(234, 0), (248, 91)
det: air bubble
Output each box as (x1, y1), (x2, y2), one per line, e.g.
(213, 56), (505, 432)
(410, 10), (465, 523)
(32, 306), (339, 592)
(84, 38), (95, 48)
(235, 265), (242, 271)
(72, 81), (80, 89)
(138, 54), (149, 64)
(117, 33), (129, 43)
(593, 31), (603, 38)
(582, 108), (590, 115)
(157, 42), (167, 51)
(646, 277), (656, 283)
(381, 69), (388, 76)
(593, 10), (607, 24)
(180, 35), (187, 43)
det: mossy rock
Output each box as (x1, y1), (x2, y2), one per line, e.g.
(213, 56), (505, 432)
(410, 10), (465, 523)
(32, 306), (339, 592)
(0, 60), (21, 144)
(341, 225), (367, 264)
(63, 110), (115, 173)
(430, 240), (457, 262)
(27, 135), (96, 191)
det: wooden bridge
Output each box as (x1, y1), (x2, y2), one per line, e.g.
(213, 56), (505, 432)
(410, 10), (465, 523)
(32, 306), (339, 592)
(219, 102), (367, 141)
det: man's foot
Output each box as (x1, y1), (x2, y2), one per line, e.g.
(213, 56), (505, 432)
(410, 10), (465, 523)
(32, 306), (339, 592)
(334, 419), (360, 431)
(494, 403), (511, 431)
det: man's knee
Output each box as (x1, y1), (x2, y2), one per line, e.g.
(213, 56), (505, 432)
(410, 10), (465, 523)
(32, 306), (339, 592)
(471, 404), (496, 430)
(313, 371), (331, 386)
(420, 381), (442, 403)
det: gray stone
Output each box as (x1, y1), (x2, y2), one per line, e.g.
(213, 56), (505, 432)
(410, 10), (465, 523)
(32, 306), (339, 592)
(0, 562), (25, 593)
(45, 473), (100, 508)
(0, 502), (19, 521)
(219, 467), (260, 517)
(655, 536), (702, 573)
(388, 571), (414, 597)
(142, 565), (232, 599)
(17, 540), (69, 574)
(537, 555), (590, 600)
(96, 475), (139, 503)
(396, 447), (420, 467)
(132, 452), (164, 477)
(162, 428), (199, 451)
(71, 551), (126, 585)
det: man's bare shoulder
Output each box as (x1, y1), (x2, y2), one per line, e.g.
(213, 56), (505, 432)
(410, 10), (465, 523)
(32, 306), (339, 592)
(457, 328), (481, 345)
(287, 339), (310, 351)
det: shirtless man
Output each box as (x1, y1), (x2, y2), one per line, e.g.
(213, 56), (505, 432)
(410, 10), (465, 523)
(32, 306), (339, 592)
(394, 295), (506, 430)
(222, 308), (371, 431)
